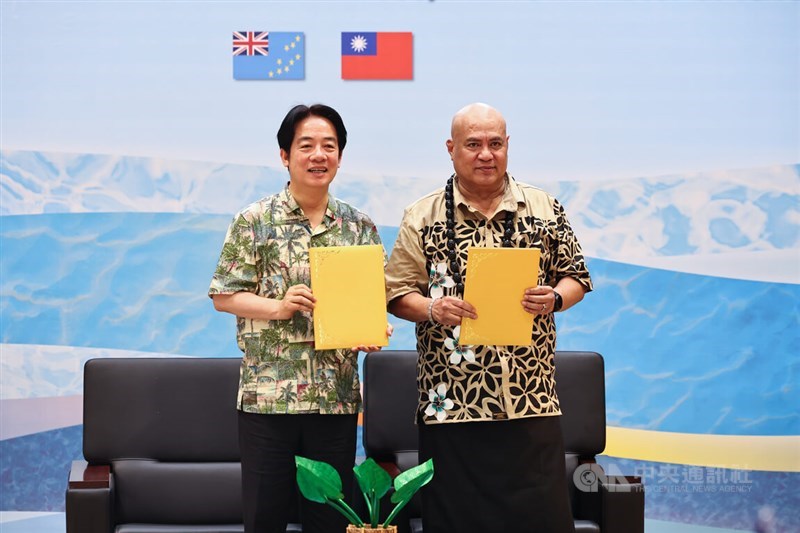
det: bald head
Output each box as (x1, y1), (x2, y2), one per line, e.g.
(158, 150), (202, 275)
(446, 102), (509, 192)
(450, 103), (507, 139)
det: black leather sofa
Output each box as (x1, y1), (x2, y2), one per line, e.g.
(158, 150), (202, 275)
(66, 357), (301, 533)
(362, 350), (645, 533)
(66, 352), (643, 533)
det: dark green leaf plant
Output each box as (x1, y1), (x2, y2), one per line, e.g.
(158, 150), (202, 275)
(295, 456), (434, 528)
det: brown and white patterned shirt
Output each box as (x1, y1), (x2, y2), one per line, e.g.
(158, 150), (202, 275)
(209, 186), (384, 415)
(385, 174), (592, 425)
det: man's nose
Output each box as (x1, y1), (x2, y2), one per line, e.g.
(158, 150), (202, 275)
(310, 146), (326, 160)
(478, 144), (493, 160)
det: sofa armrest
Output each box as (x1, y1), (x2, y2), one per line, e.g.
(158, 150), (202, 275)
(69, 460), (110, 489)
(377, 461), (402, 478)
(600, 475), (644, 533)
(66, 460), (113, 533)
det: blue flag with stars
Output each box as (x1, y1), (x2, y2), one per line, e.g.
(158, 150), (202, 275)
(233, 31), (304, 80)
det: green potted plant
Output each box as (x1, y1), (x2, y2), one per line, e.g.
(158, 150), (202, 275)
(295, 455), (434, 533)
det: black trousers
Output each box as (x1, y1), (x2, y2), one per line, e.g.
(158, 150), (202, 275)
(238, 411), (358, 533)
(419, 416), (575, 533)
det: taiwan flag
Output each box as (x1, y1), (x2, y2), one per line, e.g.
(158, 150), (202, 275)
(341, 32), (413, 80)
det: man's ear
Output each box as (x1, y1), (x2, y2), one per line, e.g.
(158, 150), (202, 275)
(280, 149), (290, 168)
(446, 139), (454, 160)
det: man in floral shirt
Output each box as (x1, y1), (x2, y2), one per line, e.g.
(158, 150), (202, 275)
(385, 103), (592, 532)
(209, 104), (386, 533)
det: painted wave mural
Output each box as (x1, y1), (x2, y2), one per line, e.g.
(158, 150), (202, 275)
(1, 151), (798, 529)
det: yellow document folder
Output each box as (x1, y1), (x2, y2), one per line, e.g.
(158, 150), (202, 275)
(460, 247), (541, 346)
(309, 244), (388, 350)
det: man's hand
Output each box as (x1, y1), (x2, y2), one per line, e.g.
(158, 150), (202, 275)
(431, 296), (478, 326)
(352, 323), (394, 353)
(522, 285), (556, 315)
(278, 284), (316, 320)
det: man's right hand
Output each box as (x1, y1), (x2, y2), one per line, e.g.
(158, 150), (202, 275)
(278, 284), (316, 319)
(431, 296), (478, 326)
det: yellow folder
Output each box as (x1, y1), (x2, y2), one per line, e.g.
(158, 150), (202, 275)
(460, 247), (541, 346)
(309, 244), (388, 350)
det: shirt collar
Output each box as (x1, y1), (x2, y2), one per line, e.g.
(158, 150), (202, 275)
(281, 184), (302, 215)
(504, 174), (525, 211)
(451, 173), (521, 217)
(281, 184), (339, 222)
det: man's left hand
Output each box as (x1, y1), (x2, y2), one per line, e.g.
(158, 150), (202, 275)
(522, 285), (556, 315)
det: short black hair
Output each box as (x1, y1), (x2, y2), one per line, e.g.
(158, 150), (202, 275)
(277, 104), (347, 155)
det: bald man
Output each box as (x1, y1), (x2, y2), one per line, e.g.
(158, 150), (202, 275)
(385, 103), (592, 532)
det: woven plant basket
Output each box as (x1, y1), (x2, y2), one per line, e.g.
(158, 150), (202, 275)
(345, 525), (398, 533)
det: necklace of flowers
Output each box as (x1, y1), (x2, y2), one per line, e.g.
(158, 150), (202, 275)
(445, 174), (516, 294)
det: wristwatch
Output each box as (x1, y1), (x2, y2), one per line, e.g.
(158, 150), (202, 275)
(553, 290), (563, 312)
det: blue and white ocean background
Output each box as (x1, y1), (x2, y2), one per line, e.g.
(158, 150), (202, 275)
(1, 150), (798, 530)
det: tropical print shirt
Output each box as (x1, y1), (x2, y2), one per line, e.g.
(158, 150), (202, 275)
(385, 174), (593, 425)
(209, 186), (384, 414)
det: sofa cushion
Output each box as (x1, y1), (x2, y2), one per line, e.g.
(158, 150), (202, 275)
(574, 520), (601, 533)
(113, 460), (242, 525)
(115, 525), (303, 532)
(394, 451), (419, 473)
(116, 526), (243, 533)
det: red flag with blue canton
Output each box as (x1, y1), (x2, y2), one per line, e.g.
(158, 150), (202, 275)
(233, 31), (304, 80)
(341, 32), (413, 80)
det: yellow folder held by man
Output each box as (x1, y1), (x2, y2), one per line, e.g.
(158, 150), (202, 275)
(461, 247), (540, 346)
(309, 244), (388, 350)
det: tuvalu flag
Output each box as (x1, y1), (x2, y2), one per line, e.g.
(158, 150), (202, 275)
(341, 32), (413, 80)
(233, 31), (305, 80)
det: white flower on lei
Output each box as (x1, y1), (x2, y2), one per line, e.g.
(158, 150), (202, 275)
(424, 383), (454, 422)
(428, 263), (455, 299)
(444, 325), (475, 365)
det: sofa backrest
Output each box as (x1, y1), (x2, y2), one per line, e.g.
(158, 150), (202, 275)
(554, 350), (606, 456)
(82, 357), (250, 526)
(362, 351), (419, 462)
(362, 350), (607, 460)
(83, 357), (242, 463)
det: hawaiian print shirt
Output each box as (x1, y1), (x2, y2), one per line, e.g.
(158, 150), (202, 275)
(209, 187), (385, 415)
(385, 174), (593, 425)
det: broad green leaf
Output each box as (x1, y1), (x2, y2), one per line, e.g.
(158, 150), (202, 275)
(354, 458), (392, 500)
(390, 459), (434, 505)
(354, 458), (392, 526)
(295, 456), (344, 504)
(384, 459), (434, 526)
